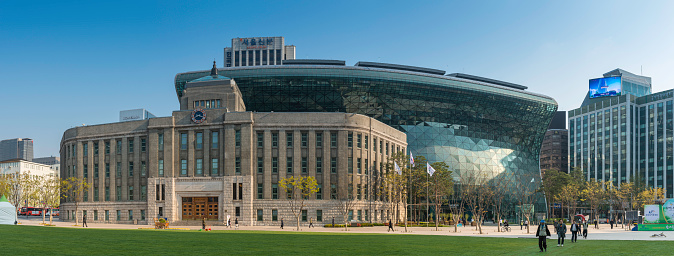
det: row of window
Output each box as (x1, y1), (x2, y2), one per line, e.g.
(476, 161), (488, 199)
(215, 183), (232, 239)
(194, 99), (222, 109)
(68, 138), (149, 158)
(65, 185), (148, 203)
(71, 209), (145, 222)
(257, 183), (371, 201)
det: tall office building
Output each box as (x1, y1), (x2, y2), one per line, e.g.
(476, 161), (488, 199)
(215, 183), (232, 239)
(566, 69), (674, 197)
(223, 37), (295, 67)
(0, 138), (33, 162)
(540, 111), (568, 177)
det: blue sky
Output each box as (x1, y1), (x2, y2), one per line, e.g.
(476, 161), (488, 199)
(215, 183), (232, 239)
(2, 0), (673, 157)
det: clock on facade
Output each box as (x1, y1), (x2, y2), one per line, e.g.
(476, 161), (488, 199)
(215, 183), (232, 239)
(191, 108), (206, 124)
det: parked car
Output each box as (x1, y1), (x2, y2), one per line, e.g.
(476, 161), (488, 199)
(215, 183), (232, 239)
(45, 208), (60, 216)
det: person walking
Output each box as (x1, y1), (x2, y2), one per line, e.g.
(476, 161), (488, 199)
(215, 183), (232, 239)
(228, 218), (231, 228)
(202, 218), (206, 230)
(556, 219), (566, 247)
(281, 218), (284, 229)
(570, 220), (579, 243)
(525, 219), (529, 229)
(583, 221), (589, 239)
(235, 218), (239, 229)
(388, 219), (395, 232)
(82, 213), (88, 228)
(332, 217), (335, 227)
(309, 217), (314, 228)
(520, 219), (524, 230)
(594, 219), (598, 229)
(610, 219), (614, 229)
(536, 220), (551, 252)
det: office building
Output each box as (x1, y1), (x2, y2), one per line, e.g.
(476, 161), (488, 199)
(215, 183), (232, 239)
(0, 138), (33, 162)
(33, 156), (61, 177)
(540, 111), (568, 176)
(224, 37), (295, 67)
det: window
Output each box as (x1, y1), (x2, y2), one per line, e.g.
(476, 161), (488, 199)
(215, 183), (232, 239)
(358, 210), (362, 221)
(272, 184), (278, 199)
(316, 157), (322, 174)
(94, 142), (99, 155)
(235, 207), (240, 217)
(331, 158), (337, 174)
(212, 131), (219, 149)
(83, 165), (88, 178)
(196, 132), (203, 149)
(257, 209), (264, 221)
(365, 135), (368, 149)
(331, 133), (337, 147)
(331, 184), (337, 199)
(141, 161), (146, 176)
(272, 157), (278, 173)
(158, 133), (164, 151)
(357, 158), (361, 174)
(83, 191), (88, 201)
(364, 161), (368, 175)
(196, 159), (203, 175)
(105, 187), (110, 201)
(316, 184), (322, 200)
(348, 157), (353, 173)
(181, 133), (188, 150)
(357, 184), (362, 200)
(386, 142), (389, 155)
(235, 130), (241, 147)
(211, 159), (218, 175)
(105, 141), (110, 154)
(105, 210), (109, 221)
(116, 140), (122, 154)
(235, 157), (241, 174)
(287, 157), (293, 173)
(301, 132), (308, 147)
(181, 160), (187, 176)
(317, 210), (322, 222)
(348, 132), (353, 147)
(348, 210), (353, 221)
(84, 143), (88, 156)
(141, 138), (146, 152)
(272, 132), (278, 147)
(302, 210), (308, 222)
(116, 162), (121, 177)
(301, 157), (307, 174)
(105, 163), (110, 177)
(116, 210), (121, 221)
(272, 209), (278, 221)
(373, 138), (377, 152)
(94, 164), (99, 178)
(357, 134), (362, 148)
(141, 210), (146, 221)
(287, 132), (293, 147)
(128, 139), (134, 153)
(316, 133), (323, 147)
(128, 162), (134, 177)
(257, 184), (263, 199)
(116, 186), (121, 201)
(129, 186), (134, 201)
(129, 210), (133, 221)
(141, 185), (147, 200)
(257, 133), (264, 148)
(257, 157), (263, 174)
(94, 187), (99, 201)
(158, 160), (164, 176)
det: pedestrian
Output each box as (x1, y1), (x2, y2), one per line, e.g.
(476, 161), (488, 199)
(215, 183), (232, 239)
(536, 220), (551, 252)
(583, 221), (589, 239)
(82, 213), (88, 228)
(610, 219), (614, 229)
(227, 215), (231, 228)
(228, 218), (231, 228)
(332, 217), (335, 227)
(570, 220), (579, 243)
(388, 219), (394, 232)
(235, 218), (239, 229)
(202, 218), (206, 230)
(556, 219), (566, 247)
(281, 218), (284, 229)
(525, 219), (529, 229)
(520, 219), (523, 230)
(594, 219), (598, 229)
(309, 217), (314, 228)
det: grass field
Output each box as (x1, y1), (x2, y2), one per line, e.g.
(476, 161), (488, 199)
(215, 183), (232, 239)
(3, 225), (674, 255)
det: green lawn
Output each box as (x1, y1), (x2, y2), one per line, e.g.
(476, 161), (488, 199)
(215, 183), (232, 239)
(3, 225), (674, 255)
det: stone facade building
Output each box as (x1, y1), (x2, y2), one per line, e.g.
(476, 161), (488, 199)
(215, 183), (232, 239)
(60, 64), (406, 226)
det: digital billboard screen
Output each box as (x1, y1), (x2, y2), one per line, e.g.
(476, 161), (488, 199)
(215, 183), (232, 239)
(589, 77), (621, 98)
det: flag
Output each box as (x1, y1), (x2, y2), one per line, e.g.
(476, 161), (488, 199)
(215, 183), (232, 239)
(530, 178), (535, 183)
(427, 162), (436, 176)
(410, 153), (415, 167)
(395, 162), (402, 175)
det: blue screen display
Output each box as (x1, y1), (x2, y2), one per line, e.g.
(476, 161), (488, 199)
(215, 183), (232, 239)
(589, 77), (621, 98)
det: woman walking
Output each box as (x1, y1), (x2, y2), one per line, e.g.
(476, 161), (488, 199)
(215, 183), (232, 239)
(556, 219), (566, 247)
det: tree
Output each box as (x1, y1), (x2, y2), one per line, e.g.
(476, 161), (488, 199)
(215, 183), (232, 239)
(335, 189), (357, 231)
(448, 180), (466, 233)
(38, 176), (61, 224)
(61, 177), (90, 226)
(279, 176), (319, 231)
(427, 161), (453, 231)
(461, 172), (493, 234)
(582, 179), (605, 228)
(491, 172), (514, 232)
(556, 183), (579, 221)
(515, 173), (538, 234)
(384, 152), (409, 232)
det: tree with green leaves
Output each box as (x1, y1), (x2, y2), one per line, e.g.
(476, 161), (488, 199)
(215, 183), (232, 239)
(61, 177), (90, 226)
(279, 176), (319, 231)
(38, 176), (61, 225)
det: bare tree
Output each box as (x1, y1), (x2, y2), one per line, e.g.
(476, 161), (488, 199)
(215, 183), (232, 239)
(335, 191), (357, 231)
(462, 172), (493, 234)
(448, 181), (466, 233)
(279, 176), (319, 231)
(427, 162), (453, 231)
(61, 177), (90, 226)
(491, 172), (514, 232)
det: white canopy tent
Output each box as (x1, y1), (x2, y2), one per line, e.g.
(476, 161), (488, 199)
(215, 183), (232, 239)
(0, 195), (17, 225)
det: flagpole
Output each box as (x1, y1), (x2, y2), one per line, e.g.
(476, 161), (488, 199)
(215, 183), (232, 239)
(426, 170), (429, 228)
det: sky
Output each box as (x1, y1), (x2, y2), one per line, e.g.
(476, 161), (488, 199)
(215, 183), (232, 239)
(1, 0), (673, 157)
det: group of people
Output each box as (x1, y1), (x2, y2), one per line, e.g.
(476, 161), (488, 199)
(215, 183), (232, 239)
(536, 219), (589, 252)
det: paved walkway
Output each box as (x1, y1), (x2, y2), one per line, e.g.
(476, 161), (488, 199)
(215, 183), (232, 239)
(18, 218), (674, 241)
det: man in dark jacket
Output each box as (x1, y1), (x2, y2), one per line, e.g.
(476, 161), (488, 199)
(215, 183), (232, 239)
(388, 219), (394, 232)
(536, 220), (551, 252)
(281, 218), (284, 229)
(556, 219), (566, 247)
(570, 220), (580, 242)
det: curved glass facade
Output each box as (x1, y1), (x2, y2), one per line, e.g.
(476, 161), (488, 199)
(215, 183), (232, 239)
(176, 65), (558, 214)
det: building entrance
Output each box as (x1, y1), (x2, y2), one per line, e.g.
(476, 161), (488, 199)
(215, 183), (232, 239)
(182, 197), (219, 220)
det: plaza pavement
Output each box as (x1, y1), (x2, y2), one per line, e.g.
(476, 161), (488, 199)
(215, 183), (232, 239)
(17, 217), (674, 241)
